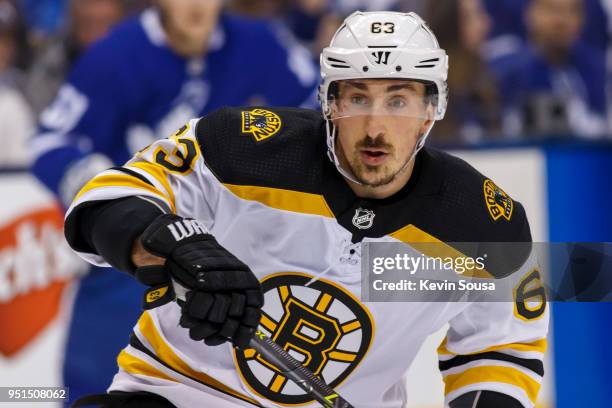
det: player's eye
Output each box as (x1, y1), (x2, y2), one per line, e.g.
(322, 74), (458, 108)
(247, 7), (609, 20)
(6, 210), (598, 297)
(350, 94), (369, 105)
(387, 96), (407, 109)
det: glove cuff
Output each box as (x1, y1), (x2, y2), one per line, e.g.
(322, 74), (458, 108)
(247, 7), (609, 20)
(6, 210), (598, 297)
(134, 265), (170, 286)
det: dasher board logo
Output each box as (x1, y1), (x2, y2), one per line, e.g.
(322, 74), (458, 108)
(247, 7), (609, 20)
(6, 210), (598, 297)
(483, 179), (513, 221)
(234, 273), (374, 405)
(241, 108), (282, 142)
(352, 208), (375, 229)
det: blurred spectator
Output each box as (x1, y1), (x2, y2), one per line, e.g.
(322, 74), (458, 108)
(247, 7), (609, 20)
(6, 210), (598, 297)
(426, 0), (501, 144)
(228, 1), (429, 56)
(397, 0), (428, 15)
(487, 0), (608, 137)
(334, 0), (401, 14)
(289, 0), (343, 54)
(229, 1), (420, 56)
(0, 0), (29, 83)
(482, 0), (528, 40)
(67, 0), (125, 48)
(483, 0), (610, 52)
(0, 0), (32, 166)
(17, 0), (148, 41)
(30, 0), (317, 403)
(0, 86), (32, 166)
(228, 0), (336, 54)
(17, 0), (69, 41)
(229, 0), (288, 18)
(286, 0), (332, 51)
(25, 0), (126, 115)
(125, 0), (152, 14)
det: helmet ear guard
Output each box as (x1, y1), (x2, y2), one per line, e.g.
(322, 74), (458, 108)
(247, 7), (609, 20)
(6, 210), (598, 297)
(318, 11), (449, 184)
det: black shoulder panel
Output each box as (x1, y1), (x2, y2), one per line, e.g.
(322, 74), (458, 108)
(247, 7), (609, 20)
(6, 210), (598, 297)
(407, 149), (532, 278)
(417, 148), (531, 244)
(195, 106), (327, 194)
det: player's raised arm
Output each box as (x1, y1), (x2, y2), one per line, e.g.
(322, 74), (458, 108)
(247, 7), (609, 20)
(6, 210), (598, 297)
(30, 34), (133, 206)
(63, 118), (263, 349)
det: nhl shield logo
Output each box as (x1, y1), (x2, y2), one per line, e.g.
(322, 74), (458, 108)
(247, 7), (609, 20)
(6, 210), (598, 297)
(241, 108), (282, 142)
(352, 208), (375, 229)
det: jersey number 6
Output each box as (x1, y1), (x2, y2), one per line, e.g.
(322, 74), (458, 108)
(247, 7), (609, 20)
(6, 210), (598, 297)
(514, 269), (547, 321)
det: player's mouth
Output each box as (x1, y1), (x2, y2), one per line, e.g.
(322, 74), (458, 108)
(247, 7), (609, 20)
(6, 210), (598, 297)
(360, 148), (389, 166)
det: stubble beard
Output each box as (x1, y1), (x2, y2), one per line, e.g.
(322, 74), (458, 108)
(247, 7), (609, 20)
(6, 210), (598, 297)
(348, 136), (413, 188)
(350, 154), (412, 188)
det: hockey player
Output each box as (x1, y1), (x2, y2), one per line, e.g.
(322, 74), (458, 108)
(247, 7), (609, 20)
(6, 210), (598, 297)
(30, 0), (318, 403)
(64, 11), (548, 408)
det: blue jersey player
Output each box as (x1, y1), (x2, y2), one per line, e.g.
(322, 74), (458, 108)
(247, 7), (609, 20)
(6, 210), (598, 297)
(30, 1), (317, 404)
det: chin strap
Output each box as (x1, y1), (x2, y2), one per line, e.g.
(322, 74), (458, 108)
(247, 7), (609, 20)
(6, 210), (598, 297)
(325, 118), (436, 186)
(407, 119), (436, 164)
(325, 120), (363, 185)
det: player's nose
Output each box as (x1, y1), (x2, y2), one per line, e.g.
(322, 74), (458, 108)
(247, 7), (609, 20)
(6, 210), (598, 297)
(364, 114), (386, 139)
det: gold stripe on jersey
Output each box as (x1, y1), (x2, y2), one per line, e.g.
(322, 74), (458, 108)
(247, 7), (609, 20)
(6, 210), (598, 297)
(222, 183), (334, 218)
(136, 311), (262, 407)
(117, 349), (177, 383)
(442, 365), (541, 404)
(127, 161), (176, 208)
(74, 173), (176, 213)
(389, 224), (441, 243)
(438, 337), (547, 356)
(390, 224), (492, 278)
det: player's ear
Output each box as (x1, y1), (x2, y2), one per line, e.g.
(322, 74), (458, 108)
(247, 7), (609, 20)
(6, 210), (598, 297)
(418, 105), (435, 135)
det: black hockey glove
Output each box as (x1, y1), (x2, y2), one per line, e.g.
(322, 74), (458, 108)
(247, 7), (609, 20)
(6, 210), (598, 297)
(138, 214), (263, 349)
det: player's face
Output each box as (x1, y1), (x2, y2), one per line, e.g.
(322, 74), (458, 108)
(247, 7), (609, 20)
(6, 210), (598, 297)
(528, 0), (583, 52)
(72, 0), (125, 49)
(332, 79), (434, 188)
(459, 0), (491, 53)
(157, 0), (222, 55)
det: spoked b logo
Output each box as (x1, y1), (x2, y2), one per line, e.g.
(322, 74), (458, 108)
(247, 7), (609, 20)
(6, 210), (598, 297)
(234, 273), (374, 405)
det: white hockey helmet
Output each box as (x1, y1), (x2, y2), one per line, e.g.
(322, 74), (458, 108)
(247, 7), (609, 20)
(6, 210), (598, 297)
(319, 11), (448, 182)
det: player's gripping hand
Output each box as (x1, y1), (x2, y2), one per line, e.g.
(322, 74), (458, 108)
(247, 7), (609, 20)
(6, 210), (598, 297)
(138, 214), (263, 349)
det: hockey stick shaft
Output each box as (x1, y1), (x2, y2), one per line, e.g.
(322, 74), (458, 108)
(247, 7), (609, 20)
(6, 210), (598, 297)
(171, 281), (353, 407)
(248, 330), (353, 408)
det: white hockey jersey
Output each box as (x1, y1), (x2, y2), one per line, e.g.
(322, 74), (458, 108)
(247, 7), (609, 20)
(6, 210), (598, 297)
(65, 107), (549, 407)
